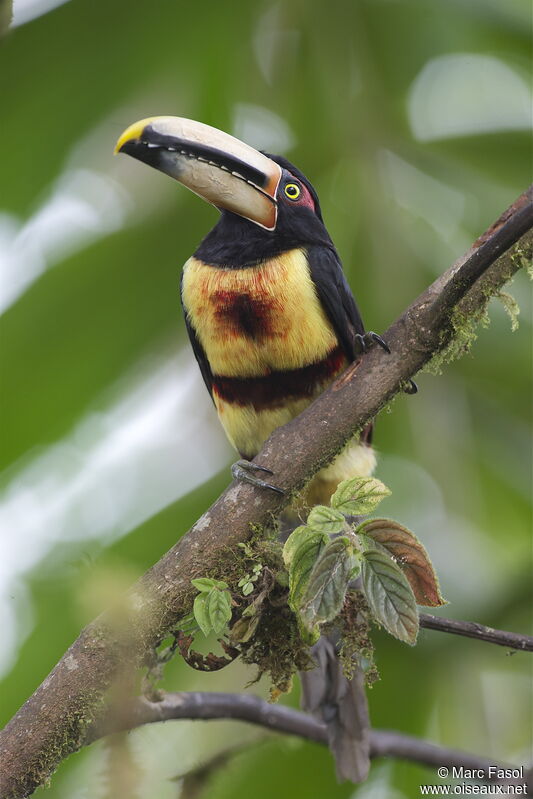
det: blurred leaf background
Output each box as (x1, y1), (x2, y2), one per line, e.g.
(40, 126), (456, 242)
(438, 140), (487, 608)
(0, 0), (531, 797)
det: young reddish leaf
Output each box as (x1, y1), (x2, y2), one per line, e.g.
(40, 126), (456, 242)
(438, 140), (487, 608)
(357, 518), (446, 607)
(361, 547), (419, 645)
(331, 477), (391, 516)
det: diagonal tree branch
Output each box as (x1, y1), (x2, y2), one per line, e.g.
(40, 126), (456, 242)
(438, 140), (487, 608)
(419, 614), (533, 651)
(0, 188), (531, 799)
(88, 692), (532, 789)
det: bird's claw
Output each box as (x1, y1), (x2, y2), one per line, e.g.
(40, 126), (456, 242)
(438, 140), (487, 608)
(354, 332), (417, 394)
(355, 331), (391, 355)
(231, 460), (284, 495)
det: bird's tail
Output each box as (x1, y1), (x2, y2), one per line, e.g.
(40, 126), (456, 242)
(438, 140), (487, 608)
(284, 437), (375, 782)
(299, 635), (371, 783)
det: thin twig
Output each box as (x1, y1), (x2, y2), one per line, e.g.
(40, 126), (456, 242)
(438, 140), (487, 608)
(0, 191), (531, 799)
(90, 692), (532, 789)
(419, 614), (533, 652)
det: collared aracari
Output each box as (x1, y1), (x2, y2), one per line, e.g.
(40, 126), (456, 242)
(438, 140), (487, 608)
(115, 116), (389, 506)
(115, 116), (392, 782)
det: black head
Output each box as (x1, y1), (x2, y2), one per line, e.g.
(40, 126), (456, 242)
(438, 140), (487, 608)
(194, 154), (334, 267)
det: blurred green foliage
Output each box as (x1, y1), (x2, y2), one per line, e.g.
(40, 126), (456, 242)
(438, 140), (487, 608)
(0, 1), (531, 797)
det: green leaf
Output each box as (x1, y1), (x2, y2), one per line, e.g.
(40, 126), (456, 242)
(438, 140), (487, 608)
(242, 582), (254, 596)
(191, 577), (228, 593)
(299, 537), (355, 631)
(283, 526), (328, 609)
(331, 476), (391, 516)
(307, 505), (345, 534)
(350, 557), (362, 581)
(193, 592), (212, 637)
(175, 612), (200, 635)
(206, 587), (232, 635)
(361, 547), (419, 645)
(298, 619), (321, 646)
(276, 570), (289, 588)
(282, 526), (314, 567)
(357, 518), (446, 607)
(290, 533), (328, 607)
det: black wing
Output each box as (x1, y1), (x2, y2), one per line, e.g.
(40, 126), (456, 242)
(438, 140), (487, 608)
(180, 279), (214, 401)
(306, 245), (365, 363)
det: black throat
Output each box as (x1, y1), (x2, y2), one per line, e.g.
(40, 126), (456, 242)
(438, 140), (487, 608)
(193, 159), (335, 268)
(193, 208), (334, 268)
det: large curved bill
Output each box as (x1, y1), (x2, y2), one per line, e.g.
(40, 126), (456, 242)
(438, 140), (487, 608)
(116, 116), (282, 230)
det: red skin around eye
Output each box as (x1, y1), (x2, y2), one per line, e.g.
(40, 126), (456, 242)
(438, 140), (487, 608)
(285, 172), (316, 212)
(296, 182), (316, 211)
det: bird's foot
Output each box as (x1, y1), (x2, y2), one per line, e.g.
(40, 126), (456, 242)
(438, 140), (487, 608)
(354, 331), (391, 355)
(355, 332), (418, 394)
(231, 460), (284, 495)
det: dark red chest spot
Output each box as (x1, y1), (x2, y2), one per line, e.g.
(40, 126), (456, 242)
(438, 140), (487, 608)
(213, 290), (274, 340)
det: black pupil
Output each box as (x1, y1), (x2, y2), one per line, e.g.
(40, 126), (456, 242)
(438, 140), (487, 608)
(287, 185), (297, 196)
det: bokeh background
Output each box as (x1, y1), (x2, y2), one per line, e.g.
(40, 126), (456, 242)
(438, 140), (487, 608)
(0, 1), (531, 797)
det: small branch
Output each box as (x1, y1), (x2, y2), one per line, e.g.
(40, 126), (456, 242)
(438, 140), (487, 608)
(419, 614), (533, 652)
(428, 198), (533, 324)
(89, 691), (327, 746)
(90, 692), (531, 789)
(0, 190), (531, 799)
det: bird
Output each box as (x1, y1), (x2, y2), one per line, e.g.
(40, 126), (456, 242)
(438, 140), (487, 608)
(115, 116), (390, 782)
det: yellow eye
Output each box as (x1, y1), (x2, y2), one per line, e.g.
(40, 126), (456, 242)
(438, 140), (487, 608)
(284, 182), (301, 200)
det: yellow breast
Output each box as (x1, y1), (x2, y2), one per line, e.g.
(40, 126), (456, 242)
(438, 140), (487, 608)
(181, 249), (338, 377)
